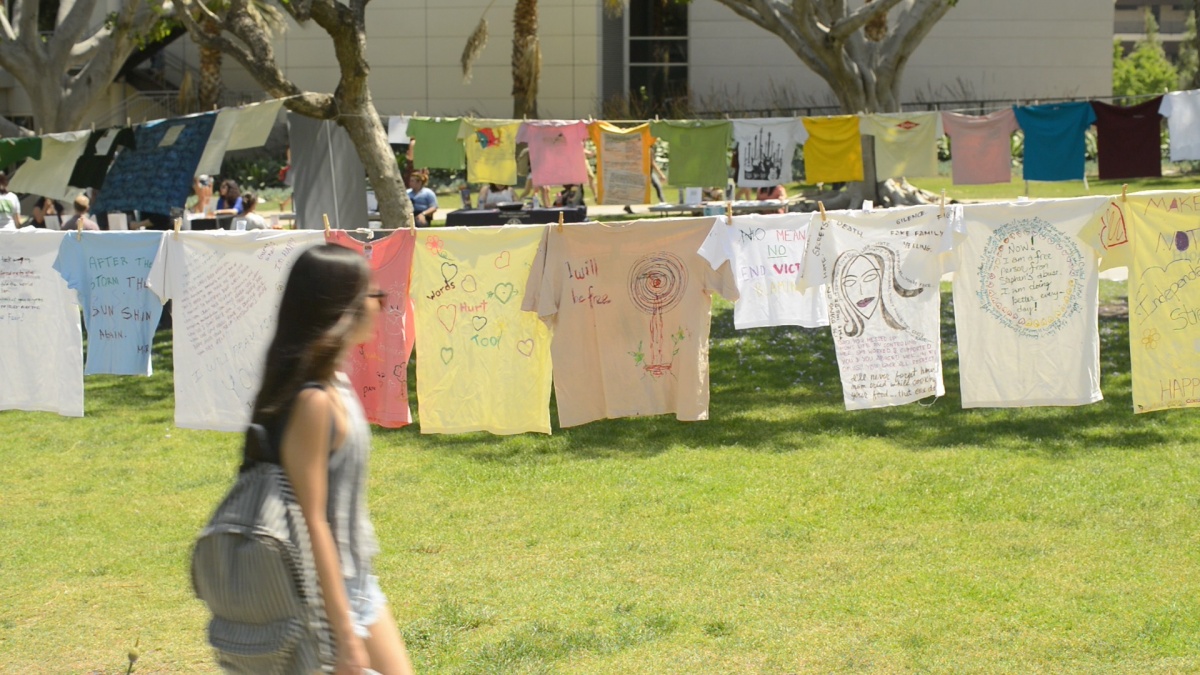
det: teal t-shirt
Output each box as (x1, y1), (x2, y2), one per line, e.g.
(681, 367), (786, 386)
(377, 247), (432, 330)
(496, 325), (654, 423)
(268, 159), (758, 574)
(649, 120), (732, 188)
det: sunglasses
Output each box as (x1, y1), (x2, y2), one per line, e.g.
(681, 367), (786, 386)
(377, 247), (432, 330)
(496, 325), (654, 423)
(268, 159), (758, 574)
(367, 290), (388, 301)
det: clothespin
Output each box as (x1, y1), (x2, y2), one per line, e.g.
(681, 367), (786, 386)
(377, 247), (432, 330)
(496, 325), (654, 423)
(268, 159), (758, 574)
(173, 217), (181, 237)
(940, 189), (946, 218)
(725, 200), (733, 225)
(557, 210), (565, 234)
(90, 122), (96, 133)
(126, 117), (131, 128)
(75, 216), (83, 240)
(818, 201), (827, 222)
(322, 214), (331, 232)
(1122, 183), (1128, 202)
(37, 128), (42, 136)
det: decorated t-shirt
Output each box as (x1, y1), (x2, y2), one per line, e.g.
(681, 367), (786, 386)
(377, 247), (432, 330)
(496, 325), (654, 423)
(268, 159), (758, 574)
(649, 120), (732, 188)
(952, 197), (1107, 408)
(802, 205), (961, 410)
(54, 231), (165, 376)
(412, 226), (552, 434)
(589, 123), (655, 205)
(731, 118), (807, 188)
(523, 218), (738, 427)
(801, 116), (864, 184)
(93, 113), (217, 217)
(458, 119), (521, 186)
(407, 117), (466, 170)
(697, 213), (828, 329)
(327, 230), (417, 428)
(941, 109), (1018, 186)
(1080, 190), (1200, 412)
(859, 112), (942, 179)
(68, 126), (137, 190)
(148, 230), (323, 431)
(516, 121), (590, 187)
(1, 230), (84, 417)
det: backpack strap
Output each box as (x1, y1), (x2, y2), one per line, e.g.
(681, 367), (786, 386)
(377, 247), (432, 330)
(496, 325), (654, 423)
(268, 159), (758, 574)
(245, 381), (332, 468)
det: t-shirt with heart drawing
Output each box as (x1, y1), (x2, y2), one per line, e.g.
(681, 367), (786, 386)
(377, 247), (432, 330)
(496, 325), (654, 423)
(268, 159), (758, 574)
(411, 226), (552, 434)
(523, 218), (739, 428)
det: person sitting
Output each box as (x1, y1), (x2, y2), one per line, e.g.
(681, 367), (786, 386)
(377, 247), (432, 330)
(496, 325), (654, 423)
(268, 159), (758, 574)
(192, 175), (214, 215)
(62, 194), (99, 231)
(407, 170), (438, 227)
(25, 196), (59, 228)
(478, 183), (514, 208)
(239, 191), (267, 229)
(214, 179), (245, 216)
(756, 184), (787, 214)
(553, 184), (585, 208)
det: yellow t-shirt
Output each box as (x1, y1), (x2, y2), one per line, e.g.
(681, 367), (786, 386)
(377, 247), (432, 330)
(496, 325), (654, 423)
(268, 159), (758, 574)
(1081, 190), (1200, 412)
(457, 120), (521, 186)
(860, 112), (942, 179)
(588, 122), (654, 205)
(412, 226), (552, 434)
(802, 116), (864, 184)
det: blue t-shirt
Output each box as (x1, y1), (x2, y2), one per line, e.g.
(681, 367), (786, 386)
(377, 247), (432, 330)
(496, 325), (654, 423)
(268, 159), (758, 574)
(54, 231), (165, 376)
(1013, 102), (1097, 182)
(408, 187), (438, 214)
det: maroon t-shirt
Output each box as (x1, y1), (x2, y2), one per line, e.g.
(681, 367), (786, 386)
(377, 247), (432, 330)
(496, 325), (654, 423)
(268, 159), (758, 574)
(1092, 97), (1163, 180)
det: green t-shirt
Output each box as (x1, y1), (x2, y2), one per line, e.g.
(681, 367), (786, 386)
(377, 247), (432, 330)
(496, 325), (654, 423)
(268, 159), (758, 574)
(0, 136), (42, 169)
(649, 120), (732, 188)
(408, 117), (466, 170)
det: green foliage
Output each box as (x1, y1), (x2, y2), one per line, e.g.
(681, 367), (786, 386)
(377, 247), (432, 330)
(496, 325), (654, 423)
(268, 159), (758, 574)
(1179, 5), (1200, 90)
(1114, 10), (1179, 104)
(218, 156), (287, 191)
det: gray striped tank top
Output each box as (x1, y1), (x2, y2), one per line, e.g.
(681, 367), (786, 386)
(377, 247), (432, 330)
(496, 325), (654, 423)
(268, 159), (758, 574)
(328, 372), (379, 580)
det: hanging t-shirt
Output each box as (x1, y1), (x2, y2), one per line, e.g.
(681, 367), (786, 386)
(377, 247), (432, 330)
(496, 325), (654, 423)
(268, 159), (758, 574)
(68, 126), (137, 190)
(457, 119), (521, 186)
(10, 131), (90, 203)
(649, 120), (732, 188)
(1091, 97), (1163, 180)
(412, 226), (552, 434)
(148, 230), (323, 431)
(802, 205), (962, 410)
(0, 136), (42, 168)
(326, 230), (416, 428)
(407, 117), (465, 170)
(859, 112), (942, 179)
(801, 116), (864, 184)
(523, 218), (738, 427)
(93, 113), (217, 217)
(54, 231), (165, 376)
(952, 197), (1107, 408)
(1159, 90), (1200, 162)
(589, 122), (655, 205)
(195, 99), (281, 177)
(516, 121), (589, 187)
(0, 230), (83, 417)
(1080, 190), (1200, 412)
(697, 213), (828, 329)
(731, 118), (807, 188)
(1013, 102), (1096, 182)
(941, 109), (1018, 186)
(387, 116), (411, 144)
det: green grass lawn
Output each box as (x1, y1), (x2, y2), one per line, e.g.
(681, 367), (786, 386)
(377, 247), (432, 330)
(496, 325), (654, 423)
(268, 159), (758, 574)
(4, 284), (1200, 673)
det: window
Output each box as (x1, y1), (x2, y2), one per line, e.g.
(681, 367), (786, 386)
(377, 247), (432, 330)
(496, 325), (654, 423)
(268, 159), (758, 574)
(627, 0), (688, 111)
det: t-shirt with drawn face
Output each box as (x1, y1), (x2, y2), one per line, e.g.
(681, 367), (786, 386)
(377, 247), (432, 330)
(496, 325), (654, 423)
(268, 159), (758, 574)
(952, 197), (1107, 408)
(516, 121), (590, 187)
(412, 226), (552, 434)
(523, 218), (739, 428)
(802, 205), (962, 410)
(327, 230), (416, 428)
(458, 120), (521, 186)
(148, 230), (324, 431)
(697, 213), (828, 329)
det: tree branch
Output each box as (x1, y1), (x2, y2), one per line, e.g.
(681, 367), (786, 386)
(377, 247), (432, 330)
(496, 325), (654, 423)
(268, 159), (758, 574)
(829, 0), (905, 41)
(878, 0), (954, 82)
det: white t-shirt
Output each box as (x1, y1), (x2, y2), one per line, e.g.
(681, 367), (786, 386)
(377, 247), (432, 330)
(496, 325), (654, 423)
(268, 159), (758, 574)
(148, 230), (323, 431)
(0, 192), (21, 229)
(697, 213), (828, 329)
(802, 204), (962, 410)
(731, 119), (807, 188)
(0, 230), (84, 416)
(952, 197), (1107, 408)
(859, 112), (943, 179)
(1160, 90), (1200, 162)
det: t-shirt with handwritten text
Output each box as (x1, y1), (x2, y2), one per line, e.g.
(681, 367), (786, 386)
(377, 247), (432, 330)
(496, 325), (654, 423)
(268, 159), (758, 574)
(802, 205), (962, 410)
(54, 231), (165, 376)
(524, 218), (738, 427)
(0, 230), (84, 417)
(516, 121), (590, 188)
(952, 197), (1107, 408)
(148, 230), (324, 431)
(413, 226), (553, 434)
(697, 213), (828, 329)
(327, 230), (416, 428)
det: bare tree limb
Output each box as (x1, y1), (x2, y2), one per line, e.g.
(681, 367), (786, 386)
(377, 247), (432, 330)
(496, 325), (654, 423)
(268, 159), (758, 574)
(830, 0), (905, 41)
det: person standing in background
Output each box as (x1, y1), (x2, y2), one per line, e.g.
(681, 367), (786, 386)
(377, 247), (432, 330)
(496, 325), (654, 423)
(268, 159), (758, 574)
(0, 173), (21, 229)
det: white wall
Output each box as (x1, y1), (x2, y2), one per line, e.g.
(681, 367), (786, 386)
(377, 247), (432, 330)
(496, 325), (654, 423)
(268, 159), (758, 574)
(689, 0), (1116, 113)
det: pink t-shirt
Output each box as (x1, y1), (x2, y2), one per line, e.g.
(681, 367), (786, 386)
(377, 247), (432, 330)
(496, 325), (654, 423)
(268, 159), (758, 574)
(942, 109), (1018, 185)
(516, 121), (589, 187)
(327, 230), (417, 428)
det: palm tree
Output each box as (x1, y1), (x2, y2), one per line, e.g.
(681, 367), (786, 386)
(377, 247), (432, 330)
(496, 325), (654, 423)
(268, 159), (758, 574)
(195, 0), (285, 110)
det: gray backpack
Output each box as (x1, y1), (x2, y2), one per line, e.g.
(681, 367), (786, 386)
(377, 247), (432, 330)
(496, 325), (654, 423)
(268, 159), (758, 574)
(191, 423), (336, 674)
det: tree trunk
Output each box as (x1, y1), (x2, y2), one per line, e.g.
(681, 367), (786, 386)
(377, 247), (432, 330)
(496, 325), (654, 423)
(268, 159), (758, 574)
(198, 18), (223, 111)
(340, 97), (410, 229)
(512, 0), (540, 118)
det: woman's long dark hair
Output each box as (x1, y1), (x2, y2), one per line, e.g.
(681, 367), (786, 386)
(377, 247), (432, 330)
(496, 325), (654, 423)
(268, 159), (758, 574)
(244, 244), (369, 465)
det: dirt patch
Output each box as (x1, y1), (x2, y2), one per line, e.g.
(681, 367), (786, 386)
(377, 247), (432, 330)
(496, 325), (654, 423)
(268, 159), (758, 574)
(1099, 300), (1128, 319)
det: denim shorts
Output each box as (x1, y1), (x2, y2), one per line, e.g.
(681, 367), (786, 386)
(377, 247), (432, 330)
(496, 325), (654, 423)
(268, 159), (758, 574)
(346, 573), (387, 639)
